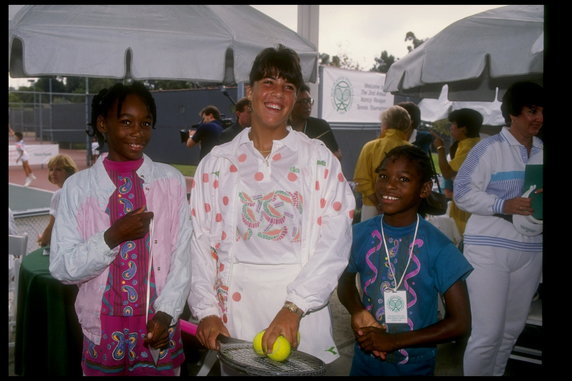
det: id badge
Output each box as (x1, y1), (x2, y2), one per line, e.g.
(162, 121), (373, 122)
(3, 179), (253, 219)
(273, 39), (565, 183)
(384, 290), (408, 324)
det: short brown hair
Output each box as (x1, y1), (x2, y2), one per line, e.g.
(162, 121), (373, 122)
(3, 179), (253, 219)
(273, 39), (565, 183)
(234, 97), (251, 113)
(199, 105), (221, 120)
(397, 101), (420, 130)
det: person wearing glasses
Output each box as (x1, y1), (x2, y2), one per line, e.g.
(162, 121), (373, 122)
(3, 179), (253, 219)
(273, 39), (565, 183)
(290, 84), (342, 160)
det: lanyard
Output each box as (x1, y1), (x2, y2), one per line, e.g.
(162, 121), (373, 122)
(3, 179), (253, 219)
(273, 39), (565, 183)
(380, 214), (419, 292)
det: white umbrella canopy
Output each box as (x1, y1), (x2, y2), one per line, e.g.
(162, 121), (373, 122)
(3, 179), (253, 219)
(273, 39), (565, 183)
(9, 4), (318, 84)
(418, 85), (504, 126)
(383, 5), (543, 101)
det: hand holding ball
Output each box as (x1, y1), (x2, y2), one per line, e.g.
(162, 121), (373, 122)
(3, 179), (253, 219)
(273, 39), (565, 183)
(267, 336), (291, 362)
(252, 330), (292, 362)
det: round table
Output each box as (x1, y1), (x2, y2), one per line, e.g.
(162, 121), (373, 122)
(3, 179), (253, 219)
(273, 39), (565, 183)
(14, 248), (83, 376)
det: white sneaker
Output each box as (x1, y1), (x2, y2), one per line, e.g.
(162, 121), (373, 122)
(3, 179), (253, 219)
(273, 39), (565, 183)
(24, 177), (32, 187)
(31, 174), (37, 180)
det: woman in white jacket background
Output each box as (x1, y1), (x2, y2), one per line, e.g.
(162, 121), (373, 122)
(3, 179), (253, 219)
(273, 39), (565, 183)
(454, 81), (543, 376)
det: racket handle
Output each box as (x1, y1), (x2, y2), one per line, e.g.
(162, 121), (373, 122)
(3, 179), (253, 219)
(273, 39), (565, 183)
(180, 319), (198, 336)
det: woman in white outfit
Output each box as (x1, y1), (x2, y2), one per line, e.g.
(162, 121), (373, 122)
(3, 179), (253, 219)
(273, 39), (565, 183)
(14, 131), (36, 186)
(454, 81), (543, 376)
(187, 46), (355, 368)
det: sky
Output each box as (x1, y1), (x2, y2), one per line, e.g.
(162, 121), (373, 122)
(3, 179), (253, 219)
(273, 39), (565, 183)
(251, 5), (506, 69)
(9, 4), (505, 87)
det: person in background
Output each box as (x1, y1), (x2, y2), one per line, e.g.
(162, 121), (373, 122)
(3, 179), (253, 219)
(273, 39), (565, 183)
(91, 136), (101, 165)
(289, 83), (342, 160)
(431, 108), (482, 236)
(398, 101), (433, 155)
(353, 105), (412, 222)
(37, 154), (79, 248)
(186, 105), (225, 160)
(217, 97), (252, 144)
(187, 46), (355, 371)
(49, 82), (192, 376)
(13, 131), (36, 187)
(338, 145), (472, 376)
(454, 81), (543, 376)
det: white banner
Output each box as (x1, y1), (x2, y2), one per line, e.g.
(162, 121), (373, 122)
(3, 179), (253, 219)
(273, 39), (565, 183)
(8, 144), (59, 166)
(320, 66), (394, 123)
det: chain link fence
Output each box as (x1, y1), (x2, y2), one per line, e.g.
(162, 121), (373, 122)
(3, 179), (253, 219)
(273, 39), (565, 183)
(9, 89), (94, 165)
(12, 209), (50, 253)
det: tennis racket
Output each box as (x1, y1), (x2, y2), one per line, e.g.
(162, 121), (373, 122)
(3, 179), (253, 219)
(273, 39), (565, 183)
(216, 334), (326, 376)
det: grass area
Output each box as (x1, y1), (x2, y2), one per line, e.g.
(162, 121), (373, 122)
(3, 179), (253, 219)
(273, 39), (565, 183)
(170, 164), (197, 177)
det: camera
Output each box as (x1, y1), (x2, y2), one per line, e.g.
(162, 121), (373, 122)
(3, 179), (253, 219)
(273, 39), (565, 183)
(179, 117), (233, 143)
(179, 129), (190, 143)
(221, 118), (233, 128)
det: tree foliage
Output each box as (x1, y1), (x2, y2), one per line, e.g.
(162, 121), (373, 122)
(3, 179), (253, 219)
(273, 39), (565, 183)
(319, 52), (362, 71)
(370, 50), (396, 73)
(319, 30), (425, 74)
(10, 76), (218, 100)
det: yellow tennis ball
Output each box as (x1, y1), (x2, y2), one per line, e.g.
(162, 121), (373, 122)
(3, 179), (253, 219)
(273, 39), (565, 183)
(267, 335), (291, 362)
(252, 330), (266, 356)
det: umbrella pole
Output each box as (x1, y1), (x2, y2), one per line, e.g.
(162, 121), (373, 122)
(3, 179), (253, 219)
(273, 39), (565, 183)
(85, 77), (91, 167)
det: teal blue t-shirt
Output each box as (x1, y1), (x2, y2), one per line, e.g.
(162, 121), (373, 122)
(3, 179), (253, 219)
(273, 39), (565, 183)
(347, 214), (473, 364)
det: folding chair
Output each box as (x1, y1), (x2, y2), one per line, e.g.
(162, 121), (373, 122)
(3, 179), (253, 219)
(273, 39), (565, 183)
(9, 234), (29, 345)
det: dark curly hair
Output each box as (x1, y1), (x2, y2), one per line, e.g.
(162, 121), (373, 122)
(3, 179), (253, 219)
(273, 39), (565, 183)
(501, 81), (544, 126)
(87, 81), (157, 151)
(375, 145), (442, 217)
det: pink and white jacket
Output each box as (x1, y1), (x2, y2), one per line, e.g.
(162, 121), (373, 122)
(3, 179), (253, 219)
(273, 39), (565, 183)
(49, 153), (192, 345)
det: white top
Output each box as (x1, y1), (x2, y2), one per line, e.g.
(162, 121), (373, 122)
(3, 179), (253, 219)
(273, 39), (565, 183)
(188, 127), (356, 318)
(454, 127), (542, 252)
(233, 133), (304, 264)
(49, 189), (62, 217)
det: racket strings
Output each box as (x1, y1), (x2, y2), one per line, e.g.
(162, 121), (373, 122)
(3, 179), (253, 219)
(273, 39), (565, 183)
(219, 344), (325, 376)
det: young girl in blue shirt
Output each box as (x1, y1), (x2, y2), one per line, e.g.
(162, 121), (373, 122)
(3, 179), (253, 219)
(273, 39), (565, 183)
(338, 145), (473, 376)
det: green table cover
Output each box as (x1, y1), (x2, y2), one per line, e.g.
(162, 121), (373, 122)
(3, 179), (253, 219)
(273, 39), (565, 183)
(14, 248), (83, 376)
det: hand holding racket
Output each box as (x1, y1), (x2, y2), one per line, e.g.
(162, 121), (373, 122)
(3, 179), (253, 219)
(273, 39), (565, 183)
(144, 311), (172, 349)
(195, 315), (231, 350)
